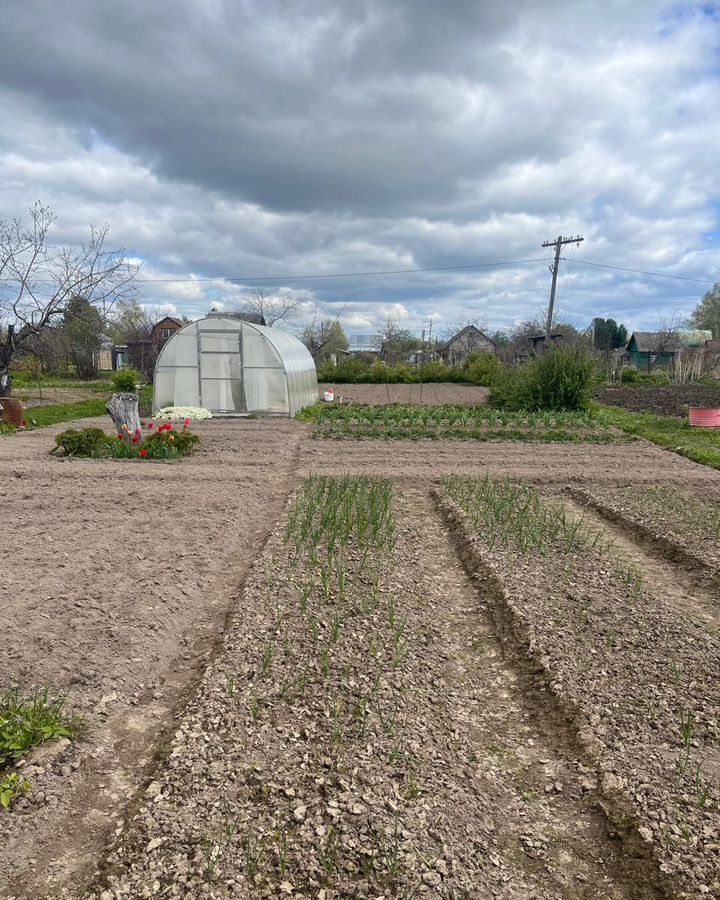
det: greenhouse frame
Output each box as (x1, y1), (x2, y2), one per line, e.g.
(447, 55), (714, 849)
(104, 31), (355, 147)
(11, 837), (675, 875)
(153, 315), (318, 417)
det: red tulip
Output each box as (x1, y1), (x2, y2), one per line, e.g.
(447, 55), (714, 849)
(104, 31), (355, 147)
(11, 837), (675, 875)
(132, 435), (139, 443)
(117, 433), (123, 440)
(148, 422), (154, 429)
(139, 449), (148, 458)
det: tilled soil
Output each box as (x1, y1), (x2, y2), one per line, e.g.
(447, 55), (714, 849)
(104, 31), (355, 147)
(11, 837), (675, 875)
(0, 417), (308, 898)
(318, 383), (490, 405)
(300, 436), (720, 487)
(594, 384), (720, 417)
(83, 486), (661, 899)
(436, 487), (720, 899)
(3, 403), (720, 897)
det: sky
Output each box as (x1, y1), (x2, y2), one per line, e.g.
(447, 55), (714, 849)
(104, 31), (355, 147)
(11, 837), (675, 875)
(1, 0), (719, 338)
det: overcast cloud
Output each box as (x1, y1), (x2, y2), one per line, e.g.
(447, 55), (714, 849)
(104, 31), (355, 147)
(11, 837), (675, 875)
(1, 0), (718, 336)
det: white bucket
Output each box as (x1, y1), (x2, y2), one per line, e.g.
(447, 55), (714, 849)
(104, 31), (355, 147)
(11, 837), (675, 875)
(323, 390), (335, 402)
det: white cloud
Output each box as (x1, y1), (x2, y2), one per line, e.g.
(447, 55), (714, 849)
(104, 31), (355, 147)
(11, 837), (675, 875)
(0, 1), (717, 336)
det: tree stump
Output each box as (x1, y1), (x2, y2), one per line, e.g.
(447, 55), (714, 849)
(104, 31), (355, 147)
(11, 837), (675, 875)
(107, 392), (142, 438)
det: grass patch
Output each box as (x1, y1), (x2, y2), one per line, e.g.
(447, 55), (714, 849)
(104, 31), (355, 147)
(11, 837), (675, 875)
(601, 406), (720, 469)
(21, 398), (109, 429)
(12, 372), (114, 391)
(0, 687), (81, 808)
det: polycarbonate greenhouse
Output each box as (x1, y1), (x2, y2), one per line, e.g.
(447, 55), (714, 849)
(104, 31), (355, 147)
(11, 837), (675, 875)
(153, 315), (318, 416)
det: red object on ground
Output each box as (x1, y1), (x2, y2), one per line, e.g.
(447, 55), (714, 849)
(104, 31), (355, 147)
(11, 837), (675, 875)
(688, 407), (720, 428)
(0, 397), (23, 426)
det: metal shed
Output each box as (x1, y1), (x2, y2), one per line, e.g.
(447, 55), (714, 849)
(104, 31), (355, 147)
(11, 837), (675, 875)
(153, 315), (318, 416)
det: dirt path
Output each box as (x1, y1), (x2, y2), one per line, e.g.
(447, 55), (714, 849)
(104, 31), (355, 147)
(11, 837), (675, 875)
(398, 487), (663, 899)
(558, 494), (720, 633)
(0, 419), (309, 899)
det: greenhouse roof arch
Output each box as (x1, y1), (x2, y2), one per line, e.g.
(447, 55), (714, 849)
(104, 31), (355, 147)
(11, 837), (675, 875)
(153, 315), (318, 417)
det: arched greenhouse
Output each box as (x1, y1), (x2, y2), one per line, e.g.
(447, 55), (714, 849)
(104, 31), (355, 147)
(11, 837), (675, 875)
(153, 315), (318, 416)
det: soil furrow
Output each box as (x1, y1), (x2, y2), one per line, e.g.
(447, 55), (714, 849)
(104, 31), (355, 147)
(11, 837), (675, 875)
(399, 486), (663, 900)
(557, 493), (720, 634)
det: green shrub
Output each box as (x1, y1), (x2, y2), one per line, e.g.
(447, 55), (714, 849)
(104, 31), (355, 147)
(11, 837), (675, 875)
(111, 368), (140, 393)
(52, 427), (111, 457)
(465, 352), (502, 386)
(621, 367), (670, 384)
(490, 348), (596, 411)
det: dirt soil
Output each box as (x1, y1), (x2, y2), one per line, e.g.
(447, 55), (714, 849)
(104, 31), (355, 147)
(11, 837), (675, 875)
(436, 488), (720, 899)
(595, 383), (720, 417)
(318, 382), (490, 405)
(2, 392), (720, 898)
(85, 486), (662, 900)
(0, 417), (308, 898)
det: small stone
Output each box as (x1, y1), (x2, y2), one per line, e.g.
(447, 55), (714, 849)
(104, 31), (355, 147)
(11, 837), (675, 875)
(293, 805), (306, 822)
(145, 838), (164, 852)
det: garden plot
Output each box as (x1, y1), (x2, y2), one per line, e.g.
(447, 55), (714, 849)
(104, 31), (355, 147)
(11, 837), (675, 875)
(83, 477), (666, 900)
(0, 418), (306, 899)
(309, 403), (618, 442)
(570, 485), (720, 590)
(436, 477), (720, 900)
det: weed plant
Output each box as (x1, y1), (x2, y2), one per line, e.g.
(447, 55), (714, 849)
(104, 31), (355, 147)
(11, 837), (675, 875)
(0, 687), (81, 808)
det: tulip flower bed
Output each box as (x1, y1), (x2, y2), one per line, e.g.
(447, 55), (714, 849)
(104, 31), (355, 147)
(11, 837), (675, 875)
(52, 419), (200, 460)
(436, 476), (720, 899)
(305, 403), (618, 442)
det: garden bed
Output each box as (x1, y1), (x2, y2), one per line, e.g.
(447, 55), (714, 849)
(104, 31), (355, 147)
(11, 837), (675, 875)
(570, 485), (720, 589)
(85, 477), (666, 899)
(435, 477), (720, 900)
(595, 384), (720, 418)
(307, 403), (618, 443)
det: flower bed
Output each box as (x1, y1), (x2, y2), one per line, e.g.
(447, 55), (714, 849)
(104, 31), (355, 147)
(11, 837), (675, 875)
(52, 419), (200, 460)
(435, 477), (720, 899)
(154, 405), (213, 421)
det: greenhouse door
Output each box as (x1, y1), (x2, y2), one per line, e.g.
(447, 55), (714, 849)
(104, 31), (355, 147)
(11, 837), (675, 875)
(198, 330), (247, 414)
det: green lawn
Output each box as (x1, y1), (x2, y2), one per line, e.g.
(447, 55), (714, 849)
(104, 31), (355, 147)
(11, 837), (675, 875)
(602, 406), (720, 469)
(11, 372), (114, 392)
(23, 398), (109, 429)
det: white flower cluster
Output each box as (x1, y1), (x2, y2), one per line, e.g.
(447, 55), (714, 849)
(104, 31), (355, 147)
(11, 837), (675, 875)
(154, 406), (213, 421)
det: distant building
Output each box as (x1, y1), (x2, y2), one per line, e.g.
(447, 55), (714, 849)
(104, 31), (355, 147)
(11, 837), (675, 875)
(627, 331), (683, 370)
(346, 334), (382, 354)
(151, 316), (184, 345)
(438, 326), (495, 365)
(528, 332), (563, 355)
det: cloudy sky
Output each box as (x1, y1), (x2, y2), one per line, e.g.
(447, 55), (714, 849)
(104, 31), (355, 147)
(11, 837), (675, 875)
(1, 0), (718, 337)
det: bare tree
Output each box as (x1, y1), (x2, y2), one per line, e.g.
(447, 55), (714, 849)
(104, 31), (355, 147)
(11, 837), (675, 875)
(0, 203), (139, 394)
(234, 287), (299, 327)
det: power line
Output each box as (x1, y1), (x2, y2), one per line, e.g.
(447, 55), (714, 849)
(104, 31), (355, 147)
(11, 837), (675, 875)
(541, 235), (584, 344)
(563, 258), (717, 285)
(134, 257), (549, 283)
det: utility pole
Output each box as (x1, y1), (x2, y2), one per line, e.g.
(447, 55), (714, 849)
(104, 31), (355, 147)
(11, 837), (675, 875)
(541, 234), (584, 348)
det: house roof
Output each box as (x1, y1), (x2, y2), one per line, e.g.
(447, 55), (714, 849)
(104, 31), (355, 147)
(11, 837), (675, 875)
(629, 331), (683, 352)
(441, 325), (495, 350)
(154, 315), (184, 328)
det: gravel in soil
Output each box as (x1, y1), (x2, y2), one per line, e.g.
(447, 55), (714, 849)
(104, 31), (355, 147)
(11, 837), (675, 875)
(80, 480), (662, 900)
(594, 384), (720, 417)
(436, 482), (720, 899)
(0, 417), (307, 898)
